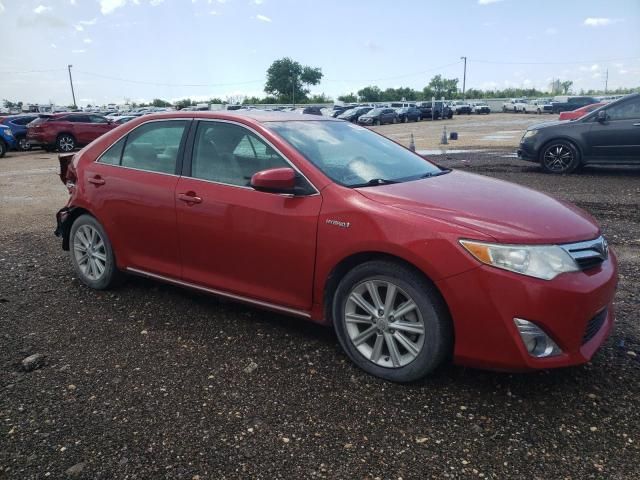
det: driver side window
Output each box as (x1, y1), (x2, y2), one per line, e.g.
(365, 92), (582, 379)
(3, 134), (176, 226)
(190, 121), (289, 186)
(606, 97), (640, 121)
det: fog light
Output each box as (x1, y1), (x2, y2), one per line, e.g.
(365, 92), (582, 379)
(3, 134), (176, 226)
(513, 318), (562, 358)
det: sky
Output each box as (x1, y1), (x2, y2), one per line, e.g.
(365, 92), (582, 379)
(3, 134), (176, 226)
(1, 0), (639, 106)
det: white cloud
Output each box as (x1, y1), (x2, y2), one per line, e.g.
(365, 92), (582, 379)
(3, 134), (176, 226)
(252, 0), (264, 4)
(72, 49), (86, 54)
(478, 0), (503, 5)
(544, 27), (557, 35)
(74, 24), (84, 31)
(619, 69), (628, 75)
(583, 17), (620, 27)
(50, 43), (57, 48)
(79, 18), (97, 25)
(100, 0), (127, 15)
(0, 1), (5, 14)
(217, 0), (227, 3)
(149, 0), (164, 5)
(209, 10), (218, 15)
(34, 5), (52, 14)
(590, 64), (600, 72)
(256, 14), (271, 22)
(83, 38), (92, 43)
(70, 0), (76, 4)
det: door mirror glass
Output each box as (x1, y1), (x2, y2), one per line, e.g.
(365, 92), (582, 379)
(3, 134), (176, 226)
(251, 167), (296, 193)
(597, 110), (608, 122)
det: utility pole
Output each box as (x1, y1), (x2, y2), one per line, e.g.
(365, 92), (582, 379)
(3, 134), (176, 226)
(460, 56), (467, 100)
(67, 64), (77, 109)
(604, 68), (608, 94)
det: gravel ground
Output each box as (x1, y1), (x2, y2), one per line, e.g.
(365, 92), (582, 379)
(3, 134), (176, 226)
(1, 148), (639, 480)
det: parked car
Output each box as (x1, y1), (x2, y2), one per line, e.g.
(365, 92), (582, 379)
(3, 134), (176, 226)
(357, 108), (398, 126)
(1, 114), (39, 150)
(502, 99), (529, 113)
(109, 115), (137, 125)
(54, 110), (618, 382)
(524, 99), (553, 114)
(550, 96), (599, 114)
(338, 107), (373, 123)
(558, 102), (606, 121)
(450, 101), (472, 115)
(26, 113), (118, 152)
(396, 107), (422, 122)
(518, 93), (640, 173)
(416, 102), (453, 120)
(471, 103), (491, 115)
(0, 124), (17, 157)
(389, 102), (416, 109)
(298, 106), (323, 116)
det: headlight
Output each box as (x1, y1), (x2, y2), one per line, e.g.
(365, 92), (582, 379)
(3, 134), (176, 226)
(522, 130), (537, 139)
(459, 240), (579, 280)
(4, 129), (13, 137)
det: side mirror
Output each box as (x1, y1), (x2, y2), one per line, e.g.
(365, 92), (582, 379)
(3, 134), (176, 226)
(251, 167), (296, 194)
(597, 110), (608, 123)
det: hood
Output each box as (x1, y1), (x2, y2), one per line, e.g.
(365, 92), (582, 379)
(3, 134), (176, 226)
(528, 119), (572, 130)
(356, 170), (599, 244)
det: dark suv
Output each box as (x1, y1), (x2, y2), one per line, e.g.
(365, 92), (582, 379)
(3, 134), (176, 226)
(518, 93), (640, 173)
(338, 107), (373, 123)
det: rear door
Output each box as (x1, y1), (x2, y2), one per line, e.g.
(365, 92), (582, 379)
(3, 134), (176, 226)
(87, 115), (115, 143)
(175, 120), (322, 310)
(584, 96), (640, 161)
(83, 119), (190, 276)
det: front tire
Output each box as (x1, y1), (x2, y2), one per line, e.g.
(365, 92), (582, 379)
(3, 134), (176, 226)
(57, 134), (76, 152)
(540, 140), (581, 174)
(332, 261), (452, 383)
(17, 136), (32, 151)
(69, 214), (123, 290)
(0, 140), (6, 158)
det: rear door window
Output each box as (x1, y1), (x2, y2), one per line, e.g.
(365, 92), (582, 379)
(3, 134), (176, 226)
(121, 121), (187, 174)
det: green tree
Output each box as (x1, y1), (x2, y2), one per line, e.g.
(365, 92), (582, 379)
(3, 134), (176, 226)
(264, 57), (323, 103)
(306, 93), (332, 104)
(560, 80), (573, 94)
(151, 98), (171, 107)
(337, 93), (357, 103)
(174, 98), (194, 110)
(428, 75), (459, 99)
(357, 85), (382, 102)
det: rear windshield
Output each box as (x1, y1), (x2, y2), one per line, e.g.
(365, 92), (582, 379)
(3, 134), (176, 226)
(30, 117), (51, 126)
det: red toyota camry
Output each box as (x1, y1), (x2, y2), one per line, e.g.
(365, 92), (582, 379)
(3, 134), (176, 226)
(55, 111), (617, 382)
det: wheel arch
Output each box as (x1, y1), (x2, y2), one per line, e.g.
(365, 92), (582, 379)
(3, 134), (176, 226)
(322, 251), (453, 330)
(58, 206), (94, 250)
(538, 136), (584, 162)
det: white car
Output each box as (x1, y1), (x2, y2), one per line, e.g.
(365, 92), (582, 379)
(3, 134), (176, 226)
(523, 99), (553, 114)
(502, 99), (529, 113)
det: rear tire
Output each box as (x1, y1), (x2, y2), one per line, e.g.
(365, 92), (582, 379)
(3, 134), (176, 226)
(540, 140), (581, 174)
(0, 140), (6, 158)
(69, 214), (123, 290)
(17, 136), (31, 151)
(332, 260), (452, 383)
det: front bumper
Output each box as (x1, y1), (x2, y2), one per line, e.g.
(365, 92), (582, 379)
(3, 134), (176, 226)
(436, 250), (618, 371)
(517, 140), (538, 161)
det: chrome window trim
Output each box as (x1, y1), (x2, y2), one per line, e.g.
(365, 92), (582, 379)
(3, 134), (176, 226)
(94, 117), (320, 196)
(127, 267), (311, 318)
(191, 119), (320, 195)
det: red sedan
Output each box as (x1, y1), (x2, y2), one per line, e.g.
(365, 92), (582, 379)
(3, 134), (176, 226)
(27, 112), (117, 152)
(55, 111), (617, 382)
(558, 102), (606, 121)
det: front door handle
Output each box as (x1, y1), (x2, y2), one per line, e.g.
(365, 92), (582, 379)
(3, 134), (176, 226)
(178, 192), (202, 204)
(87, 175), (105, 186)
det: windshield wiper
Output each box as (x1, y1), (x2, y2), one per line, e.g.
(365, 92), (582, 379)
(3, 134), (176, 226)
(419, 168), (451, 179)
(350, 178), (399, 188)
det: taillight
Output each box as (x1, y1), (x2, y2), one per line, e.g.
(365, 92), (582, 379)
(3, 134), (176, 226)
(58, 153), (77, 192)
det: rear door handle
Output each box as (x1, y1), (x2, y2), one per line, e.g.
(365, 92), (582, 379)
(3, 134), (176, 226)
(87, 176), (105, 186)
(178, 192), (202, 204)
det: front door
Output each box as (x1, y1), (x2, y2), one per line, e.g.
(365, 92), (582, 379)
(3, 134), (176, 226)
(175, 120), (322, 310)
(83, 119), (190, 277)
(585, 95), (640, 161)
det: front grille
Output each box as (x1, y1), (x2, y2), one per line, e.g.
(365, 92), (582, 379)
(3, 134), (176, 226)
(582, 308), (607, 344)
(561, 236), (609, 271)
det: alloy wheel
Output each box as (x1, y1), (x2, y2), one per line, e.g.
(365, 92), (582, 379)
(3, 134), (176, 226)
(543, 144), (574, 172)
(73, 225), (107, 281)
(58, 135), (75, 152)
(18, 137), (31, 151)
(344, 280), (425, 368)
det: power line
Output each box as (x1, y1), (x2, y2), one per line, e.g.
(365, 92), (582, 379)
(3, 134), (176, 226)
(0, 68), (66, 74)
(74, 70), (264, 88)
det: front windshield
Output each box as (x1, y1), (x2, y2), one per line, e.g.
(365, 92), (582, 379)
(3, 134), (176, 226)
(340, 109), (355, 116)
(267, 121), (442, 187)
(367, 108), (383, 115)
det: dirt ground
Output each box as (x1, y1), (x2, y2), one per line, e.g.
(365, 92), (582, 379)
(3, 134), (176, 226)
(1, 130), (639, 479)
(371, 111), (556, 151)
